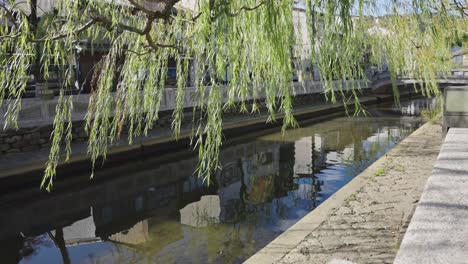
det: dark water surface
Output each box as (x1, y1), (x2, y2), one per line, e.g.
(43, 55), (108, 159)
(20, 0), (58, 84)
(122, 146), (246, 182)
(0, 98), (434, 264)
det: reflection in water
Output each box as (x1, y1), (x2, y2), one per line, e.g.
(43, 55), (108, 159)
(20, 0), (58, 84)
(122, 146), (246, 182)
(180, 196), (221, 227)
(0, 98), (434, 264)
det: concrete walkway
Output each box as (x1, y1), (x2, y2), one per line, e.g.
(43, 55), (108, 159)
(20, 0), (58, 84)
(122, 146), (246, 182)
(245, 122), (442, 264)
(394, 128), (468, 264)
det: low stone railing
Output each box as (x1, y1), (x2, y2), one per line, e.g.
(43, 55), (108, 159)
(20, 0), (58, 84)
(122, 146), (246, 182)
(394, 128), (468, 263)
(0, 79), (366, 154)
(371, 68), (468, 91)
(0, 79), (366, 129)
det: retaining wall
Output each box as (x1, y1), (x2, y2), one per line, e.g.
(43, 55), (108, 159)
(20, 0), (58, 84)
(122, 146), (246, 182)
(0, 80), (366, 155)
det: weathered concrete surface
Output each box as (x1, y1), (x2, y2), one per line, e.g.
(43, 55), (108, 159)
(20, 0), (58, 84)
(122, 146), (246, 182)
(394, 128), (468, 264)
(245, 122), (442, 264)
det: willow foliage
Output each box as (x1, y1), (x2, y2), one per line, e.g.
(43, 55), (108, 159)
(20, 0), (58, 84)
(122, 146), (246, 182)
(0, 0), (466, 190)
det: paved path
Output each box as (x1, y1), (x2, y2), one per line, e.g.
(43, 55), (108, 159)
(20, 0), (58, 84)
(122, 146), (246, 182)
(246, 122), (442, 264)
(394, 128), (468, 264)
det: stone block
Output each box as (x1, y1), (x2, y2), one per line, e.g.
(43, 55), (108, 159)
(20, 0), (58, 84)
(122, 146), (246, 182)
(21, 146), (39, 152)
(40, 131), (52, 139)
(6, 148), (20, 153)
(31, 131), (40, 138)
(0, 144), (10, 152)
(15, 141), (30, 148)
(23, 134), (32, 141)
(40, 142), (52, 148)
(39, 124), (52, 131)
(5, 136), (22, 144)
(28, 137), (40, 145)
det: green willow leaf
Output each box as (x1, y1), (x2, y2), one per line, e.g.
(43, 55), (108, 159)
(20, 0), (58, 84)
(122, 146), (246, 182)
(0, 0), (465, 190)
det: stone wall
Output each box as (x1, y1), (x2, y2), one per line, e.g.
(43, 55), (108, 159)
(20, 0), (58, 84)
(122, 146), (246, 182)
(0, 127), (49, 154)
(0, 80), (368, 155)
(0, 111), (177, 155)
(0, 80), (367, 129)
(0, 90), (348, 155)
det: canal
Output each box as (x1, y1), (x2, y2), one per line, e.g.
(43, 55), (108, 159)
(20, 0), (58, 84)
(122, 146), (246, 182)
(0, 98), (434, 264)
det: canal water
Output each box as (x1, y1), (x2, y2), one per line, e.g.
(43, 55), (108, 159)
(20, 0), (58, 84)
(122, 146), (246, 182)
(0, 98), (434, 264)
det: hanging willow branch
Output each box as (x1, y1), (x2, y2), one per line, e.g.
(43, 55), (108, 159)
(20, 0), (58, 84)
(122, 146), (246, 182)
(0, 0), (466, 190)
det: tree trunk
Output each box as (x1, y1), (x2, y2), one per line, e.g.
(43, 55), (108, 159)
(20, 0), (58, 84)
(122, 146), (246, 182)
(28, 0), (41, 80)
(54, 228), (71, 264)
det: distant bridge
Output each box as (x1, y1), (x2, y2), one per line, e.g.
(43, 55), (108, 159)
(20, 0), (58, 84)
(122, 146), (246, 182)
(370, 68), (468, 92)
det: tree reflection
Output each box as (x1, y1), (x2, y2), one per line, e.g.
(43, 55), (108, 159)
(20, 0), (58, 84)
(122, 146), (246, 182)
(48, 228), (71, 264)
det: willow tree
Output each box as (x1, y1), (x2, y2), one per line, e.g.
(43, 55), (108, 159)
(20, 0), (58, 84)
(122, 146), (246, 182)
(0, 0), (466, 190)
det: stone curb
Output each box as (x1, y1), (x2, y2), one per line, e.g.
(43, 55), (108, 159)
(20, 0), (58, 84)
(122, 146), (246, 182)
(394, 127), (468, 264)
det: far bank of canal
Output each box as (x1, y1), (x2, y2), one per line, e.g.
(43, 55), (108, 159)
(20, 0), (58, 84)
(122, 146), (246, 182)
(0, 97), (435, 264)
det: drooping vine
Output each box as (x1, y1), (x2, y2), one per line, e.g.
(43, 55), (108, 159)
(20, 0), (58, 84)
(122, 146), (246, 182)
(0, 0), (466, 189)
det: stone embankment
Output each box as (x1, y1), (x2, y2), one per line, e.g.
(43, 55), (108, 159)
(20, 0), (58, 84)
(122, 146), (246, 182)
(1, 93), (395, 180)
(0, 91), (350, 155)
(246, 121), (442, 264)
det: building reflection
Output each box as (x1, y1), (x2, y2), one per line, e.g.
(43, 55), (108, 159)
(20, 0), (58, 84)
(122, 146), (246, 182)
(401, 98), (437, 116)
(180, 195), (221, 227)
